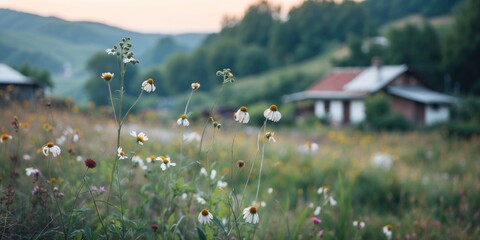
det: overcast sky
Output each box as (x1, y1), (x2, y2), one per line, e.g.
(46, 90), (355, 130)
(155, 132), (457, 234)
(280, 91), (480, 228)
(0, 0), (305, 34)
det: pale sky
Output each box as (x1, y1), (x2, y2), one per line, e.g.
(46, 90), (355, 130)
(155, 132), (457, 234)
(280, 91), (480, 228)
(0, 0), (305, 34)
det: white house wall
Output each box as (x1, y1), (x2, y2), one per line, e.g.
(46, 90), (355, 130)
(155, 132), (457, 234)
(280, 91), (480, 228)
(425, 105), (449, 125)
(314, 101), (326, 117)
(350, 100), (365, 123)
(330, 101), (343, 123)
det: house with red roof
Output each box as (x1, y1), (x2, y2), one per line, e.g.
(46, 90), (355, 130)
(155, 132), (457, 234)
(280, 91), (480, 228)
(283, 59), (457, 126)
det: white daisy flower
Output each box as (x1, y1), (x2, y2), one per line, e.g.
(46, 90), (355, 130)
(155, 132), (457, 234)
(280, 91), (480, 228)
(123, 57), (137, 64)
(191, 83), (200, 90)
(299, 141), (319, 154)
(42, 142), (61, 157)
(264, 132), (276, 143)
(130, 131), (148, 145)
(383, 224), (392, 239)
(105, 48), (116, 55)
(158, 156), (176, 171)
(177, 114), (189, 127)
(200, 167), (208, 176)
(131, 155), (143, 166)
(198, 209), (213, 225)
(101, 72), (114, 82)
(234, 106), (250, 124)
(73, 133), (79, 142)
(263, 104), (281, 122)
(243, 206), (259, 224)
(25, 167), (40, 176)
(1, 133), (12, 143)
(217, 180), (228, 188)
(117, 147), (128, 160)
(56, 135), (67, 146)
(142, 78), (156, 93)
(183, 132), (201, 143)
(195, 195), (207, 205)
(353, 220), (365, 230)
(210, 169), (217, 180)
(146, 155), (157, 163)
(328, 196), (337, 206)
(317, 186), (329, 195)
(314, 206), (321, 216)
(268, 188), (273, 194)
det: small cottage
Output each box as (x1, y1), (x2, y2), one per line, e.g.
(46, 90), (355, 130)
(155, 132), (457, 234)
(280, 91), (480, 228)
(0, 63), (44, 102)
(283, 59), (457, 126)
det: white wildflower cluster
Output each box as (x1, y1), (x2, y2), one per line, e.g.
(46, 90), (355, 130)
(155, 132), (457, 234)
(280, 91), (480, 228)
(216, 68), (235, 83)
(105, 37), (139, 64)
(298, 141), (319, 154)
(56, 127), (80, 146)
(372, 152), (394, 170)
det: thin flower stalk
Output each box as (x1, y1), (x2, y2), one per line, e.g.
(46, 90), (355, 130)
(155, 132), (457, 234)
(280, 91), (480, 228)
(84, 172), (109, 240)
(199, 69), (234, 155)
(65, 168), (89, 238)
(240, 119), (267, 209)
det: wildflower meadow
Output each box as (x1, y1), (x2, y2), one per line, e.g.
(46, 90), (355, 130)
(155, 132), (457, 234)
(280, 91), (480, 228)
(1, 37), (479, 239)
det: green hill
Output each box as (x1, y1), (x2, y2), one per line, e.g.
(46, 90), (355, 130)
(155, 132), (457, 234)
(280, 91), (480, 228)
(0, 8), (207, 102)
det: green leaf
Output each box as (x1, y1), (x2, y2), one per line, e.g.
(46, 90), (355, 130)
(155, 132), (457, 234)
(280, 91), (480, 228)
(212, 215), (227, 235)
(196, 227), (207, 240)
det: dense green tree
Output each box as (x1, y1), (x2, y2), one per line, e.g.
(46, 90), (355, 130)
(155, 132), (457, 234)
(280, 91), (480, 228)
(363, 0), (463, 25)
(268, 20), (299, 67)
(141, 37), (187, 67)
(385, 23), (443, 85)
(236, 1), (280, 47)
(162, 53), (192, 95)
(187, 47), (213, 90)
(235, 45), (269, 76)
(15, 63), (54, 87)
(206, 38), (241, 77)
(271, 0), (371, 64)
(444, 0), (480, 94)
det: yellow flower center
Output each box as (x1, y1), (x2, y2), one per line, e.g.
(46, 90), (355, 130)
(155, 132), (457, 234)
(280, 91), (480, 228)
(228, 72), (234, 78)
(181, 114), (187, 120)
(147, 78), (154, 84)
(201, 209), (209, 216)
(120, 151), (126, 156)
(102, 73), (113, 81)
(149, 155), (156, 160)
(269, 105), (278, 111)
(161, 156), (169, 164)
(192, 83), (200, 89)
(386, 224), (392, 231)
(240, 106), (248, 112)
(249, 206), (257, 214)
(1, 133), (9, 140)
(47, 142), (54, 148)
(137, 136), (145, 143)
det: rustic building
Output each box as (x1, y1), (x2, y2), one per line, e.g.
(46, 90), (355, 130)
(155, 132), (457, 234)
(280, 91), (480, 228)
(283, 59), (457, 126)
(0, 63), (44, 102)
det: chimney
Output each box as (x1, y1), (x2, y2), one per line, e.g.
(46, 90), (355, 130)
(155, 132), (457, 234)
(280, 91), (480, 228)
(372, 57), (383, 82)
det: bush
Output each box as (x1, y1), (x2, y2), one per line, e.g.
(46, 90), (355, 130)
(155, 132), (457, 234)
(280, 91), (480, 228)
(363, 93), (411, 131)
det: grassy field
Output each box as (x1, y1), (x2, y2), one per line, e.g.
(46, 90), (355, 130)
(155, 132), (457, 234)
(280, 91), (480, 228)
(0, 94), (479, 239)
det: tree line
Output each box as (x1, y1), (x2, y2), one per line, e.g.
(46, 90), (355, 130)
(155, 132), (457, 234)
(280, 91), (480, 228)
(84, 0), (478, 109)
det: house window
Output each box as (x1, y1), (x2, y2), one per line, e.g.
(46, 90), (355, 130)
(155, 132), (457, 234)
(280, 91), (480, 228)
(325, 101), (330, 114)
(431, 103), (440, 111)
